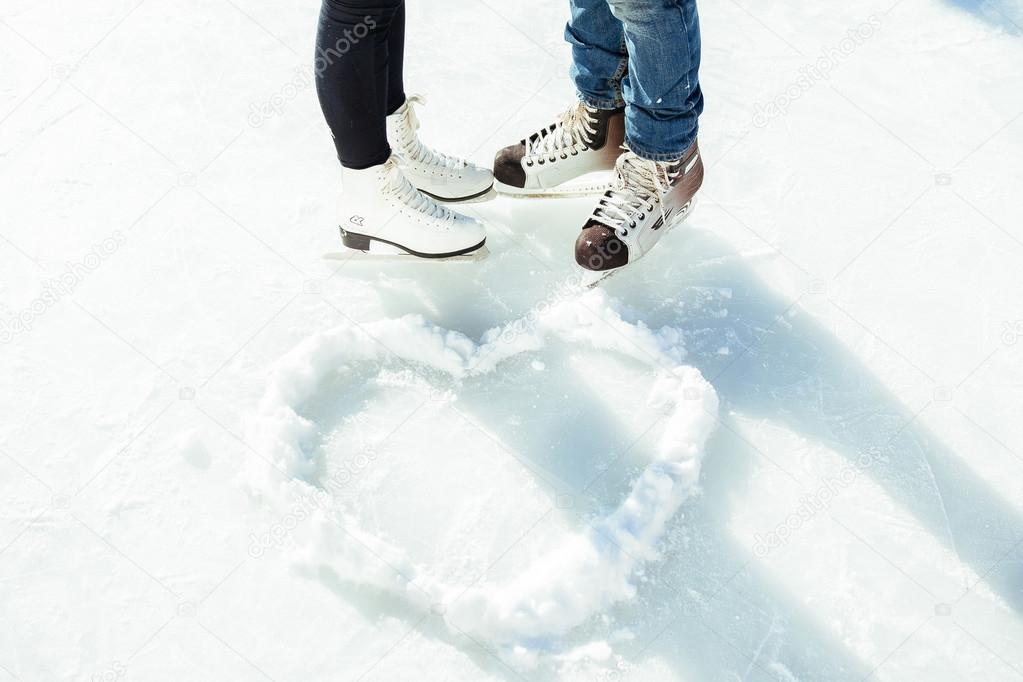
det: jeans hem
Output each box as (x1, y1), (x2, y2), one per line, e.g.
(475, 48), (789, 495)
(625, 135), (696, 163)
(577, 92), (625, 111)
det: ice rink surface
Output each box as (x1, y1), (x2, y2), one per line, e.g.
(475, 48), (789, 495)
(2, 0), (1023, 680)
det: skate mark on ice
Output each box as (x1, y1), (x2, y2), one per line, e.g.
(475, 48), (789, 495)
(245, 289), (718, 659)
(524, 230), (1023, 681)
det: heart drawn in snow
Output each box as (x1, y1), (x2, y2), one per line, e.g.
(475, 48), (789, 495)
(244, 289), (718, 661)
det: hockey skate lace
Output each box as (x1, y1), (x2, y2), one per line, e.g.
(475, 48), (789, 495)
(382, 159), (453, 223)
(525, 102), (598, 160)
(591, 154), (675, 236)
(394, 95), (467, 171)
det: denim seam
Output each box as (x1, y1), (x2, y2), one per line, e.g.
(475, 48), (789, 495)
(580, 40), (628, 110)
(609, 37), (628, 107)
(679, 5), (692, 93)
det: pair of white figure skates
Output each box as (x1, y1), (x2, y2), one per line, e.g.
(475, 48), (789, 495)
(339, 95), (703, 274)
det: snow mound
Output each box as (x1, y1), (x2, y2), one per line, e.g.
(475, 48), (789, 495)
(245, 288), (718, 657)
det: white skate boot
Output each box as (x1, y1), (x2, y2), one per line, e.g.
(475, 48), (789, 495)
(493, 101), (625, 197)
(386, 95), (494, 202)
(575, 141), (703, 284)
(336, 156), (487, 259)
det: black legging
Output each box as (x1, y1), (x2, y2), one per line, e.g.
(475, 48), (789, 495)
(315, 0), (406, 169)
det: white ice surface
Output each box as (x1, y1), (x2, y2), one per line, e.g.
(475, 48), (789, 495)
(2, 0), (1023, 680)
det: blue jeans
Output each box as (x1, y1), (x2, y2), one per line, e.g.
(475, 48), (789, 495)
(566, 0), (703, 161)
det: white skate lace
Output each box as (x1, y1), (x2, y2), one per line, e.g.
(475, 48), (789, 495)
(392, 94), (467, 171)
(381, 158), (454, 223)
(525, 102), (598, 161)
(591, 154), (677, 235)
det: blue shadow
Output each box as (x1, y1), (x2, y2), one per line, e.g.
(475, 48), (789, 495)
(945, 0), (1023, 34)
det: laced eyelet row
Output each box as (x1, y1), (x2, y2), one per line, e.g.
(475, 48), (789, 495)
(526, 147), (584, 167)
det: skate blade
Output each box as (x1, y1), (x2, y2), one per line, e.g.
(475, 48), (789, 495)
(323, 244), (490, 263)
(330, 226), (489, 262)
(580, 267), (622, 289)
(494, 176), (612, 199)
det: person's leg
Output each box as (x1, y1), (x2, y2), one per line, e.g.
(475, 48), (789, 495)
(318, 0), (488, 257)
(565, 0), (627, 110)
(489, 0), (626, 195)
(315, 0), (404, 169)
(572, 0), (704, 274)
(320, 0), (489, 202)
(607, 0), (703, 161)
(385, 1), (406, 116)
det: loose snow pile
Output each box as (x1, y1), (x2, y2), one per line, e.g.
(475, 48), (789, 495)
(245, 288), (717, 662)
